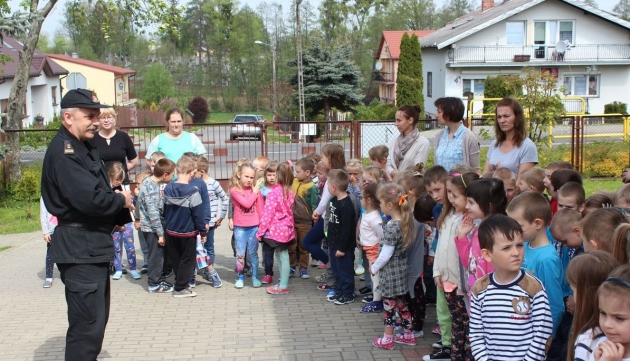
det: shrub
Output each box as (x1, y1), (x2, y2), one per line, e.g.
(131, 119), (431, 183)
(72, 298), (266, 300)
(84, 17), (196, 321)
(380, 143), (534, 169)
(187, 96), (210, 124)
(604, 101), (628, 114)
(13, 164), (41, 220)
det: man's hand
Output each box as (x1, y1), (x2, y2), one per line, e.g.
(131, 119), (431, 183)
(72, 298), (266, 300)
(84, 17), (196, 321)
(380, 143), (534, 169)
(117, 190), (134, 209)
(335, 250), (345, 257)
(158, 236), (165, 246)
(43, 234), (52, 243)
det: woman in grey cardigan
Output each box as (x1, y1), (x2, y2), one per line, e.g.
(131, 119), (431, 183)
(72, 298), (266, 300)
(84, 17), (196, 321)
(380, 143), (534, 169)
(386, 105), (431, 178)
(433, 97), (480, 173)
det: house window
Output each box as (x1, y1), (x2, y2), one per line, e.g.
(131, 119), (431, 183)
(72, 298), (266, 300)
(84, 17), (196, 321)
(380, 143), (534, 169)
(427, 72), (433, 98)
(51, 86), (57, 106)
(506, 22), (526, 45)
(463, 79), (485, 97)
(534, 20), (574, 45)
(563, 74), (599, 97)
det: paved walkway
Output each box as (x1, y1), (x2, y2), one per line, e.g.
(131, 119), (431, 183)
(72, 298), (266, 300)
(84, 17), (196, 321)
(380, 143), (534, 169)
(0, 227), (437, 361)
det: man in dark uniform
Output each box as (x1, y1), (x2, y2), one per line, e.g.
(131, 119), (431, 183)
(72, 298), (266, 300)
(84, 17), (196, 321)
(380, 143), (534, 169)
(41, 89), (133, 361)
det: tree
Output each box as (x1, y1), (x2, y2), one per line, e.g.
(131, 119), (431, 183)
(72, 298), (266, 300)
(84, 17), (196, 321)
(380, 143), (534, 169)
(437, 0), (473, 26)
(584, 0), (598, 8)
(139, 63), (174, 104)
(290, 43), (363, 120)
(396, 33), (424, 110)
(502, 67), (565, 145)
(614, 0), (630, 21)
(187, 96), (210, 123)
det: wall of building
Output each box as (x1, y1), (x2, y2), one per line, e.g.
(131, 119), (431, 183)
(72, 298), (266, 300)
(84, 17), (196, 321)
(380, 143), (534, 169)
(51, 59), (116, 106)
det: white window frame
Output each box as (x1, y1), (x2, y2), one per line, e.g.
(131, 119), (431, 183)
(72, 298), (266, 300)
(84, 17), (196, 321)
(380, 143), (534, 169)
(563, 74), (599, 97)
(506, 22), (526, 45)
(534, 20), (575, 46)
(463, 78), (486, 97)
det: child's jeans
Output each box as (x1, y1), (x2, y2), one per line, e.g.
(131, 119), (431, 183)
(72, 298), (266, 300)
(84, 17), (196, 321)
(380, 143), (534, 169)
(234, 226), (259, 279)
(262, 241), (275, 276)
(203, 226), (216, 264)
(112, 222), (137, 271)
(329, 244), (355, 298)
(302, 219), (328, 264)
(143, 232), (165, 286)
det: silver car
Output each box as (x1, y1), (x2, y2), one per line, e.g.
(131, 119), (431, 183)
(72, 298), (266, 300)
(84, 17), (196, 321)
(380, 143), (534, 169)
(229, 114), (263, 140)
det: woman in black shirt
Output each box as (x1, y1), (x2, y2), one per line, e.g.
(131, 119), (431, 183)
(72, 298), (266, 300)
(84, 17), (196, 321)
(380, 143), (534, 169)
(92, 108), (138, 186)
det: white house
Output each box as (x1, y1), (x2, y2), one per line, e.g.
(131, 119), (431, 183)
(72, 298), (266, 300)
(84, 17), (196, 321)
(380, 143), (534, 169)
(0, 35), (68, 127)
(418, 0), (630, 115)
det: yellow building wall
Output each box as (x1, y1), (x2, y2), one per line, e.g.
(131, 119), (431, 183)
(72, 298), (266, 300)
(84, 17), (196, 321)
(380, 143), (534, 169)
(51, 59), (117, 106)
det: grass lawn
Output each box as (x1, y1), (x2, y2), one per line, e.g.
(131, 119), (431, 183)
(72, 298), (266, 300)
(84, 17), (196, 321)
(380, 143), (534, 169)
(0, 200), (41, 235)
(582, 178), (621, 197)
(0, 246), (11, 252)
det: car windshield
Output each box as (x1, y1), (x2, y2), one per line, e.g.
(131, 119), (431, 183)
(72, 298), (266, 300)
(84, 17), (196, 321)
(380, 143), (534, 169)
(233, 116), (257, 123)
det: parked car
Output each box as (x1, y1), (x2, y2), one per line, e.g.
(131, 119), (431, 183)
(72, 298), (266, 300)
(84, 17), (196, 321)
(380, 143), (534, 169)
(229, 114), (264, 140)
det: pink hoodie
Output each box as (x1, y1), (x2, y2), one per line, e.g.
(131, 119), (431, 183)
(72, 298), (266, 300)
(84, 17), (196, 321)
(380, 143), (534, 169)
(256, 184), (296, 243)
(455, 225), (495, 291)
(230, 187), (264, 227)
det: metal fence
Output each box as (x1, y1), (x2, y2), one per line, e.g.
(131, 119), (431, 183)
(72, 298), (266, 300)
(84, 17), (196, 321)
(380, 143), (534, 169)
(2, 116), (629, 192)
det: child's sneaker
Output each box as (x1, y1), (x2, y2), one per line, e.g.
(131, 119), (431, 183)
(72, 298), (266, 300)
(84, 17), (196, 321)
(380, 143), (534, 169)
(360, 301), (383, 313)
(173, 289), (197, 298)
(372, 337), (395, 350)
(112, 271), (123, 280)
(315, 273), (327, 283)
(310, 259), (320, 267)
(359, 274), (365, 281)
(140, 265), (148, 274)
(130, 270), (141, 280)
(432, 340), (443, 349)
(252, 278), (262, 288)
(188, 277), (196, 288)
(234, 274), (245, 289)
(394, 333), (417, 346)
(355, 264), (365, 275)
(326, 292), (338, 302)
(300, 270), (310, 279)
(210, 272), (222, 288)
(148, 282), (173, 293)
(422, 347), (451, 360)
(43, 278), (53, 288)
(358, 286), (372, 295)
(334, 295), (355, 305)
(289, 268), (296, 277)
(317, 263), (327, 269)
(267, 284), (289, 295)
(431, 324), (441, 335)
(362, 295), (374, 303)
(203, 271), (214, 285)
(261, 275), (273, 284)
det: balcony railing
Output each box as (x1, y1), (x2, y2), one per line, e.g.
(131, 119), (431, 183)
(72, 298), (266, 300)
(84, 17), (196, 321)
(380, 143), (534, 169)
(372, 71), (395, 82)
(450, 44), (630, 63)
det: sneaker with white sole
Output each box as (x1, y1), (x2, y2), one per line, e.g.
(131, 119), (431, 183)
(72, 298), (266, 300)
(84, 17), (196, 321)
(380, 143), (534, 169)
(394, 333), (417, 346)
(173, 289), (197, 298)
(210, 272), (222, 288)
(300, 270), (310, 279)
(334, 295), (355, 305)
(422, 347), (451, 360)
(432, 340), (443, 349)
(234, 274), (245, 289)
(372, 337), (395, 350)
(148, 282), (174, 293)
(42, 279), (53, 288)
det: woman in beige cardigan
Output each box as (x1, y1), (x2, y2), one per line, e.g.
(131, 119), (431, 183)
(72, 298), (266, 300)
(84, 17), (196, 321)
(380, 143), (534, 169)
(386, 105), (431, 178)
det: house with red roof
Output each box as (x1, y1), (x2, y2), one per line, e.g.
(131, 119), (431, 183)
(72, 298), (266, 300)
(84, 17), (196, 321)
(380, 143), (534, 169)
(0, 35), (68, 127)
(47, 54), (136, 108)
(372, 30), (434, 105)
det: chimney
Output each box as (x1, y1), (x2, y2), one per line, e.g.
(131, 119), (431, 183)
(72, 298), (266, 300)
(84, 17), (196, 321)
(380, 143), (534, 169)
(482, 0), (494, 11)
(71, 52), (79, 59)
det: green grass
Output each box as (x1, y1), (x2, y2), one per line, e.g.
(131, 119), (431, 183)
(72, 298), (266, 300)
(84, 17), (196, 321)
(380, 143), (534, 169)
(582, 178), (621, 197)
(0, 246), (11, 252)
(207, 112), (274, 123)
(0, 199), (41, 235)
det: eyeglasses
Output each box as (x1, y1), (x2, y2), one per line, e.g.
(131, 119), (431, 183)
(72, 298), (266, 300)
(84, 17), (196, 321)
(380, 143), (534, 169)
(100, 116), (115, 121)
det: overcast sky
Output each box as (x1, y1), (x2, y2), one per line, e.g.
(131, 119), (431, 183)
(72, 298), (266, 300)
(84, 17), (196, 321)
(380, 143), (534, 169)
(8, 0), (617, 38)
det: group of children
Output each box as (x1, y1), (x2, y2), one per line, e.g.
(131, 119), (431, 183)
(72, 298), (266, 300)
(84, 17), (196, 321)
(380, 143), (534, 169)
(39, 143), (630, 361)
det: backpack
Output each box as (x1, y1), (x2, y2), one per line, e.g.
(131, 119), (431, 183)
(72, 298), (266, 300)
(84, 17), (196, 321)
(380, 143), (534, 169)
(293, 192), (313, 224)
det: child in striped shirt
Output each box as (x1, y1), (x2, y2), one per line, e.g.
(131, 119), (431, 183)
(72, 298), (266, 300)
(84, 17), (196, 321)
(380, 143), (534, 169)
(469, 214), (553, 361)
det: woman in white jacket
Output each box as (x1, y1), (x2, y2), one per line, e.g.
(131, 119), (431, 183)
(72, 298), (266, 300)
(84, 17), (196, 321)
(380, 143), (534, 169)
(386, 105), (431, 178)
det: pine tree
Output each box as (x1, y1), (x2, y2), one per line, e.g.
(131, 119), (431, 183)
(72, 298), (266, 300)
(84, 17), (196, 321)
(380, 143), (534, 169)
(290, 43), (363, 120)
(396, 33), (424, 111)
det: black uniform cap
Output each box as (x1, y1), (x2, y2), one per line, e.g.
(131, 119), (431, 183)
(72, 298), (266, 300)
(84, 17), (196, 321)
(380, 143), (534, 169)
(60, 89), (111, 109)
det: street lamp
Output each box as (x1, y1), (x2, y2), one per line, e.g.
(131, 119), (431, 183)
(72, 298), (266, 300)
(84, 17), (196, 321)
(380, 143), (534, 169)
(255, 40), (277, 117)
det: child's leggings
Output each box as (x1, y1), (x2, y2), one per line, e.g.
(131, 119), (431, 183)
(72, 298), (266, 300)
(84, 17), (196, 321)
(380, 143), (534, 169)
(406, 276), (426, 332)
(383, 296), (412, 331)
(45, 242), (54, 279)
(112, 222), (137, 271)
(436, 288), (453, 347)
(234, 226), (259, 279)
(445, 289), (472, 361)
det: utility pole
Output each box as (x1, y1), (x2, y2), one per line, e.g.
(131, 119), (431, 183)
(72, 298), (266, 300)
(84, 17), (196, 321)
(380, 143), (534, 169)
(296, 0), (306, 123)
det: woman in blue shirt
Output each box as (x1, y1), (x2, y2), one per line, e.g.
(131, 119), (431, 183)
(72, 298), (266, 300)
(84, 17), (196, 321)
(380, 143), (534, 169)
(145, 108), (207, 166)
(433, 97), (480, 173)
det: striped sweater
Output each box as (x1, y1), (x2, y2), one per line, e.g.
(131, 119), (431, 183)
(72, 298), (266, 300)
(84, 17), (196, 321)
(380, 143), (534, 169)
(469, 270), (553, 361)
(203, 177), (228, 227)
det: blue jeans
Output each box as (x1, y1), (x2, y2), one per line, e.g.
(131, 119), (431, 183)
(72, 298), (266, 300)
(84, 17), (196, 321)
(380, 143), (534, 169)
(302, 219), (328, 264)
(329, 244), (355, 298)
(203, 227), (216, 265)
(234, 226), (259, 279)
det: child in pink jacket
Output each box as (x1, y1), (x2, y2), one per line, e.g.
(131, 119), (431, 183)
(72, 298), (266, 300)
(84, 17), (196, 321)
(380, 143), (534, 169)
(454, 179), (507, 293)
(256, 162), (296, 295)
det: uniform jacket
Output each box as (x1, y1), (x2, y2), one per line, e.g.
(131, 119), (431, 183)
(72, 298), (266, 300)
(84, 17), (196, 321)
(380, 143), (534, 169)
(41, 126), (126, 263)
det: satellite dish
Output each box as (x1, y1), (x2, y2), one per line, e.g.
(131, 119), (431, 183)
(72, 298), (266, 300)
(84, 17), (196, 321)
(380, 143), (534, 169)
(375, 60), (383, 71)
